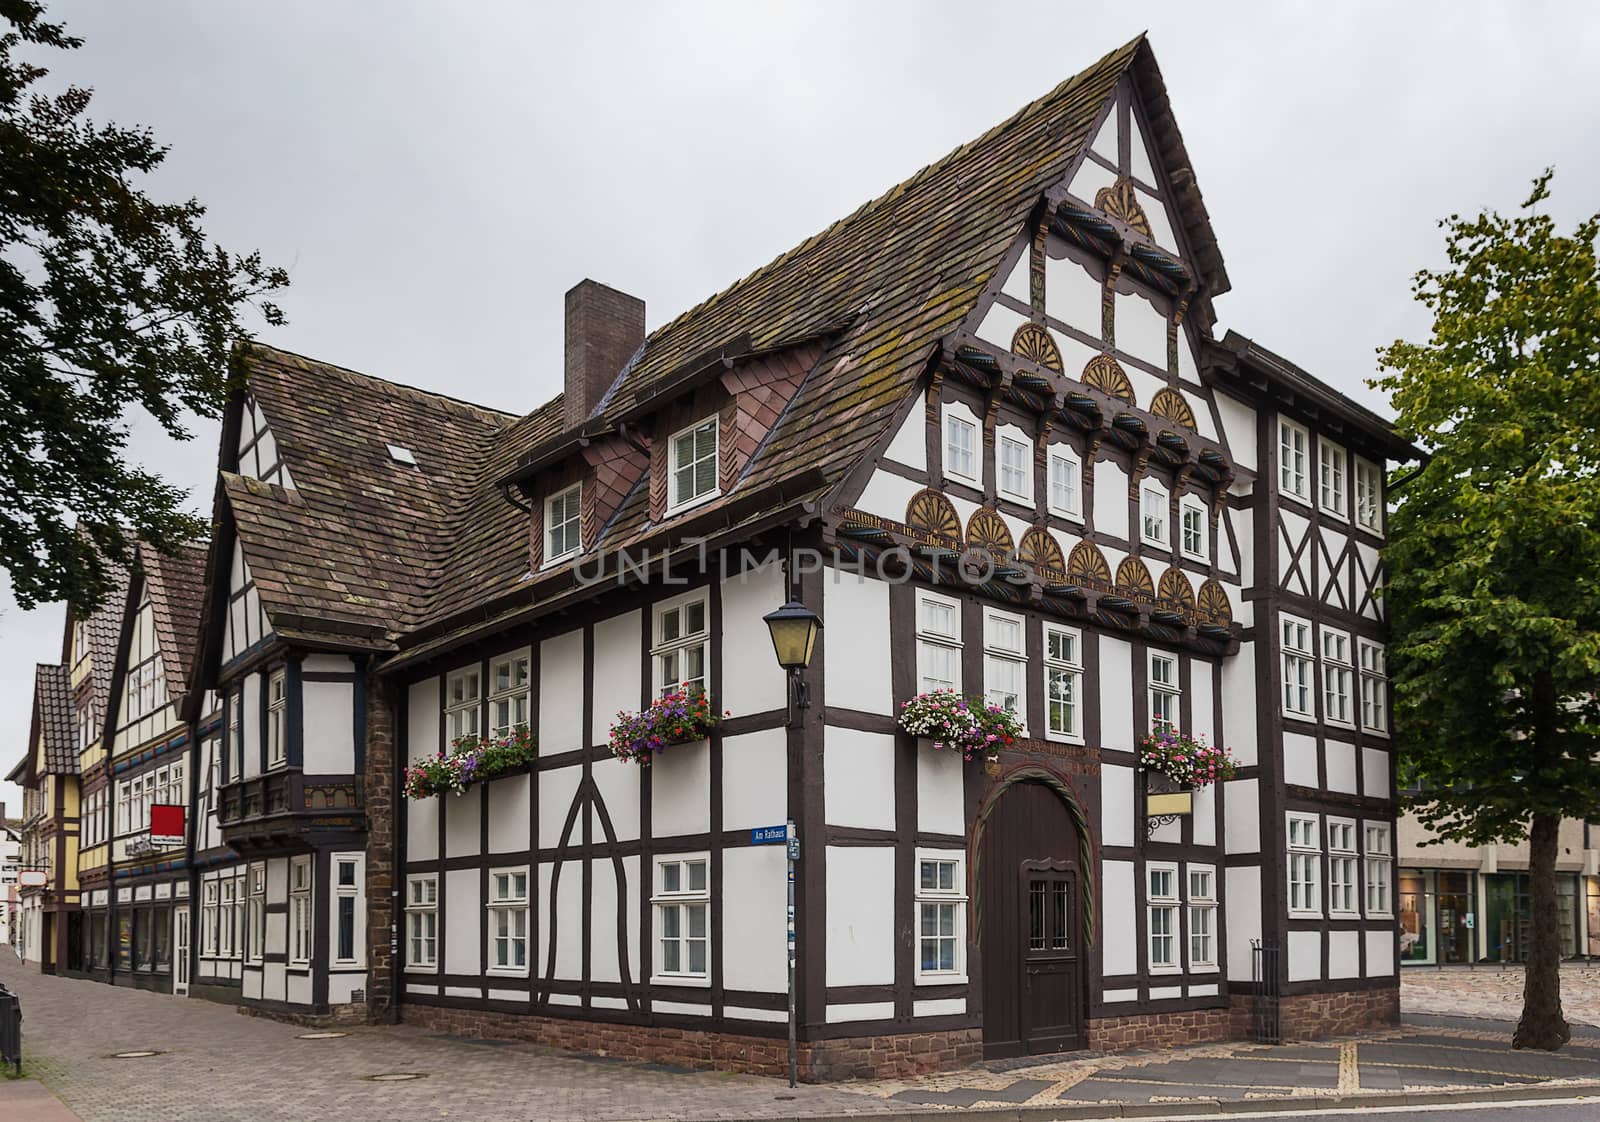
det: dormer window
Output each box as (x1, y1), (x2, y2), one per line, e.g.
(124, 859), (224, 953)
(668, 418), (720, 513)
(544, 484), (581, 565)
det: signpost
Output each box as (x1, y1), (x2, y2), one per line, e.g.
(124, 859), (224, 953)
(150, 803), (186, 847)
(752, 820), (800, 1086)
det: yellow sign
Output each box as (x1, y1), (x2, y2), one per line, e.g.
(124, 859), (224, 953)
(1146, 791), (1193, 817)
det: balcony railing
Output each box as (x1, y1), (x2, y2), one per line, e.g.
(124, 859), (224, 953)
(217, 768), (363, 848)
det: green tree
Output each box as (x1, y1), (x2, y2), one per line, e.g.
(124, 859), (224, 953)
(0, 0), (285, 614)
(1376, 172), (1600, 1051)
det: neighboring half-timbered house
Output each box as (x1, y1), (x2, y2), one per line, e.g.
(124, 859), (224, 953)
(8, 664), (80, 972)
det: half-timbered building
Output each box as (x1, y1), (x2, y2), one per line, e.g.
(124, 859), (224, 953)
(8, 664), (79, 972)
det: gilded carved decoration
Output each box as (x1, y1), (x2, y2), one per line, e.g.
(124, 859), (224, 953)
(1094, 178), (1154, 239)
(1066, 541), (1112, 588)
(1082, 354), (1136, 406)
(1197, 579), (1232, 627)
(1157, 566), (1196, 613)
(1150, 387), (1197, 432)
(966, 508), (1015, 556)
(1017, 527), (1065, 573)
(1114, 556), (1155, 601)
(905, 488), (962, 543)
(1011, 323), (1064, 373)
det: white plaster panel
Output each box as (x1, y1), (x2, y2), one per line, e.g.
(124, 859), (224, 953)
(826, 1002), (895, 1023)
(723, 845), (787, 993)
(1094, 461), (1130, 542)
(302, 654), (353, 674)
(1188, 983), (1219, 998)
(1101, 764), (1135, 848)
(1192, 783), (1216, 848)
(1220, 644), (1258, 766)
(241, 673), (261, 780)
(445, 787), (482, 859)
(329, 972), (366, 1005)
(720, 561), (788, 717)
(1129, 111), (1156, 185)
(917, 742), (965, 837)
(1056, 330), (1102, 383)
(444, 985), (482, 999)
(488, 988), (527, 1003)
(1136, 185), (1178, 255)
(1190, 661), (1215, 745)
(487, 773), (531, 854)
(444, 868), (480, 976)
(1365, 930), (1395, 976)
(1224, 778), (1260, 855)
(407, 796), (439, 861)
(590, 610), (642, 748)
(914, 998), (968, 1016)
(591, 756), (642, 842)
(1000, 252), (1030, 305)
(1090, 110), (1116, 162)
(1102, 987), (1139, 1003)
(854, 469), (925, 530)
(1149, 985), (1183, 1000)
(406, 983), (439, 996)
(883, 402), (927, 471)
(1116, 290), (1168, 374)
(551, 861), (583, 980)
(974, 300), (1029, 353)
(823, 571), (893, 715)
(651, 737), (711, 839)
(723, 1005), (786, 1022)
(721, 728), (788, 832)
(1363, 747), (1391, 799)
(1215, 393), (1257, 474)
(589, 857), (624, 983)
(1150, 817), (1181, 844)
(539, 628), (585, 752)
(653, 1000), (710, 1016)
(1283, 732), (1319, 788)
(302, 680), (353, 774)
(1329, 930), (1360, 979)
(1124, 365), (1166, 413)
(1325, 740), (1357, 795)
(407, 676), (440, 763)
(1099, 637), (1134, 753)
(539, 764), (582, 850)
(547, 992), (581, 1006)
(1102, 860), (1137, 977)
(1069, 157), (1118, 206)
(826, 727), (896, 830)
(1288, 929), (1322, 982)
(825, 846), (895, 987)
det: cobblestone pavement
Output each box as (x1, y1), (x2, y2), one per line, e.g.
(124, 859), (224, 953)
(1402, 963), (1600, 1026)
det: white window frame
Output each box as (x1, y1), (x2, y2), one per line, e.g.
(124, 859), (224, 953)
(1139, 478), (1170, 549)
(1148, 649), (1180, 732)
(996, 428), (1033, 505)
(289, 854), (313, 967)
(1278, 417), (1310, 503)
(218, 874), (238, 960)
(1359, 639), (1388, 735)
(444, 665), (482, 744)
(405, 874), (439, 971)
(1147, 862), (1180, 974)
(652, 590), (710, 698)
(1318, 440), (1347, 520)
(1363, 822), (1393, 918)
(1043, 623), (1084, 744)
(1354, 456), (1384, 535)
(1281, 614), (1314, 718)
(543, 483), (582, 565)
(228, 690), (243, 780)
(942, 402), (980, 488)
(667, 417), (720, 513)
(201, 879), (220, 957)
(246, 862), (266, 964)
(267, 669), (287, 769)
(1286, 812), (1321, 918)
(1186, 864), (1218, 972)
(914, 848), (968, 984)
(488, 651), (531, 740)
(982, 607), (1026, 730)
(1047, 444), (1082, 519)
(1320, 626), (1354, 728)
(332, 853), (365, 967)
(487, 866), (530, 976)
(652, 853), (711, 985)
(915, 590), (962, 695)
(1326, 817), (1359, 918)
(1179, 493), (1208, 562)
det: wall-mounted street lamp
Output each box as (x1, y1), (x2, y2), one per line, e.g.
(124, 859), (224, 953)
(762, 600), (822, 727)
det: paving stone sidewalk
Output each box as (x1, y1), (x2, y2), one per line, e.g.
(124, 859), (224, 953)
(1402, 962), (1600, 1026)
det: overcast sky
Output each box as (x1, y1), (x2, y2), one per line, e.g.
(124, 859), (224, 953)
(4, 0), (1599, 812)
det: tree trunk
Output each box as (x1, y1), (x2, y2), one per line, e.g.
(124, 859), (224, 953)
(1513, 811), (1571, 1050)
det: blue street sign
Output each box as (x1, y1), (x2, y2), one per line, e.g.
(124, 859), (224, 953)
(751, 825), (788, 845)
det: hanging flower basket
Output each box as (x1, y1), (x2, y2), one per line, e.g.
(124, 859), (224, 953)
(404, 725), (537, 799)
(1136, 728), (1238, 791)
(610, 688), (723, 766)
(897, 689), (1022, 763)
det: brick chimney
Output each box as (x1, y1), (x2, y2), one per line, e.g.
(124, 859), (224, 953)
(565, 279), (645, 431)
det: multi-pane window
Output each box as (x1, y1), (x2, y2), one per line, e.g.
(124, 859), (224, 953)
(1043, 624), (1083, 741)
(1364, 823), (1393, 917)
(488, 653), (531, 739)
(915, 591), (962, 694)
(1287, 813), (1320, 916)
(1140, 480), (1169, 548)
(228, 690), (243, 780)
(1281, 615), (1313, 717)
(1321, 627), (1354, 726)
(1187, 865), (1217, 970)
(1327, 818), (1358, 916)
(998, 433), (1032, 503)
(334, 856), (361, 964)
(653, 594), (709, 697)
(406, 875), (439, 969)
(668, 418), (719, 511)
(1048, 447), (1081, 518)
(117, 779), (132, 835)
(915, 853), (967, 981)
(1148, 651), (1179, 731)
(1279, 418), (1310, 502)
(1354, 456), (1383, 534)
(1179, 495), (1207, 561)
(654, 855), (709, 980)
(488, 867), (529, 974)
(201, 880), (220, 957)
(944, 411), (978, 485)
(445, 666), (482, 743)
(267, 669), (287, 768)
(1147, 864), (1179, 972)
(1359, 640), (1388, 734)
(218, 874), (238, 959)
(1319, 441), (1346, 517)
(121, 591), (169, 725)
(77, 702), (97, 751)
(246, 863), (267, 963)
(983, 608), (1025, 725)
(544, 483), (581, 563)
(289, 855), (313, 965)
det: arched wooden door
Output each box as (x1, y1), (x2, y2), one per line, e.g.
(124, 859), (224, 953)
(978, 779), (1088, 1058)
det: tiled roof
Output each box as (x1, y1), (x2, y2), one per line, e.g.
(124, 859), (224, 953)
(83, 562), (129, 709)
(33, 664), (76, 774)
(139, 541), (209, 698)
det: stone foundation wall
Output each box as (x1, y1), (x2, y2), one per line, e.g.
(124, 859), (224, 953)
(1087, 1007), (1238, 1051)
(238, 1001), (369, 1029)
(1278, 985), (1399, 1039)
(400, 1004), (982, 1080)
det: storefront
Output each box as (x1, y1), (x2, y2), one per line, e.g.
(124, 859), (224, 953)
(1399, 869), (1476, 965)
(110, 876), (189, 991)
(1401, 868), (1586, 964)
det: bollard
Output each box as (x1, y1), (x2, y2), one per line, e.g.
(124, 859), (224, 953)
(0, 983), (20, 1075)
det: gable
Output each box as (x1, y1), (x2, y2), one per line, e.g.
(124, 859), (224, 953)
(236, 393), (296, 489)
(111, 575), (182, 755)
(221, 537), (273, 666)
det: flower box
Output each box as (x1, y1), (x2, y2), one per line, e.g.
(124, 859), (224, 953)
(610, 688), (722, 766)
(404, 725), (536, 799)
(898, 689), (1022, 762)
(1137, 728), (1236, 817)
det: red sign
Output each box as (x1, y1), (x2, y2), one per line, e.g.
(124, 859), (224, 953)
(150, 803), (186, 847)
